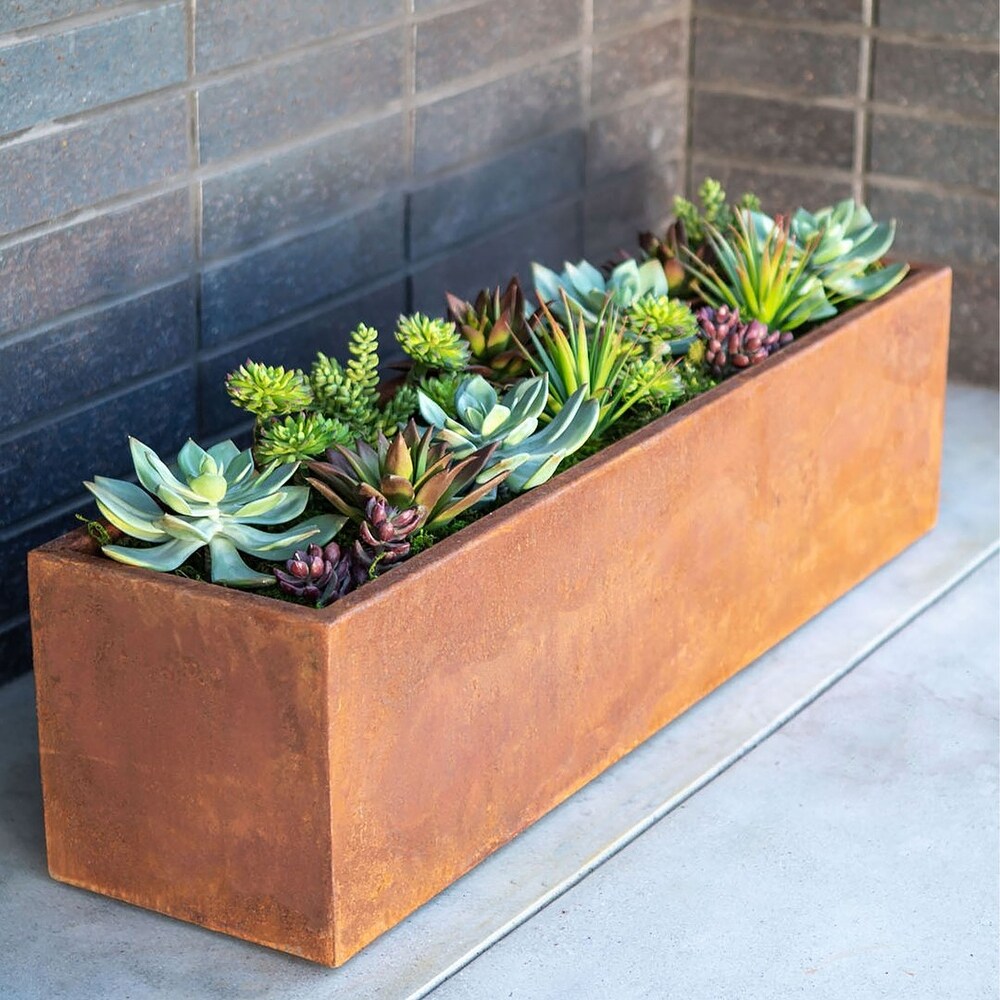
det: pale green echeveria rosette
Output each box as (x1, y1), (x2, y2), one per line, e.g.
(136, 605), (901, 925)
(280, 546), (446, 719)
(84, 437), (344, 586)
(417, 374), (599, 494)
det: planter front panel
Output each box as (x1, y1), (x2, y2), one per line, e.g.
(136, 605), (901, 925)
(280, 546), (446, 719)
(322, 267), (950, 961)
(29, 268), (950, 966)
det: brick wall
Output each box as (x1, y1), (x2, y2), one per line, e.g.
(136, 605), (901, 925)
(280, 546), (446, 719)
(687, 0), (999, 385)
(0, 0), (690, 683)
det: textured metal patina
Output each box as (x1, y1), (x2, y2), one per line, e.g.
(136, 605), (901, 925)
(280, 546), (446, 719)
(29, 267), (951, 966)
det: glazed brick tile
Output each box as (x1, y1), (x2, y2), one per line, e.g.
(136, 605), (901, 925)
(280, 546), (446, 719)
(198, 27), (404, 164)
(195, 0), (401, 73)
(415, 0), (583, 91)
(410, 130), (585, 258)
(950, 267), (999, 386)
(587, 85), (686, 182)
(867, 185), (998, 267)
(872, 41), (999, 120)
(0, 508), (83, 622)
(691, 92), (854, 169)
(877, 0), (999, 41)
(0, 96), (189, 236)
(414, 55), (582, 176)
(0, 4), (186, 138)
(198, 280), (407, 435)
(688, 158), (852, 213)
(0, 621), (31, 685)
(200, 194), (404, 347)
(592, 18), (687, 107)
(584, 159), (682, 262)
(693, 17), (858, 98)
(0, 189), (192, 338)
(0, 1), (129, 32)
(0, 281), (196, 432)
(694, 0), (862, 21)
(411, 201), (583, 313)
(870, 115), (999, 194)
(202, 115), (406, 259)
(0, 368), (196, 529)
(594, 0), (686, 33)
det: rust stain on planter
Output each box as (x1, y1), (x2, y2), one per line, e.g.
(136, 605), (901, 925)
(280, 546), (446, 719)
(29, 267), (951, 966)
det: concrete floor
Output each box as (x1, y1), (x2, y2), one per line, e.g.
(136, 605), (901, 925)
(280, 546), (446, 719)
(0, 383), (996, 1000)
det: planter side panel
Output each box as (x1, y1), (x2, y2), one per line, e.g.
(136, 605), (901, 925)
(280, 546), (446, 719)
(326, 270), (950, 962)
(29, 550), (337, 964)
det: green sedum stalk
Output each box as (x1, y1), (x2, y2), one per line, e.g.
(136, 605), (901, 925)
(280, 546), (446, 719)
(85, 438), (344, 586)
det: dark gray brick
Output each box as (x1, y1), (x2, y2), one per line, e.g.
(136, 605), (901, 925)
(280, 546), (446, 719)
(878, 0), (999, 41)
(0, 1), (129, 32)
(0, 280), (196, 431)
(870, 115), (999, 194)
(198, 27), (404, 164)
(950, 266), (999, 386)
(198, 280), (407, 435)
(867, 184), (998, 267)
(693, 17), (858, 98)
(0, 189), (192, 337)
(0, 507), (83, 623)
(694, 0), (862, 21)
(414, 55), (582, 175)
(594, 0), (686, 33)
(873, 41), (998, 120)
(411, 201), (583, 313)
(592, 18), (687, 106)
(584, 159), (682, 262)
(0, 368), (196, 529)
(200, 194), (405, 347)
(691, 92), (855, 169)
(410, 130), (585, 258)
(202, 115), (406, 259)
(587, 84), (686, 181)
(0, 4), (186, 138)
(0, 621), (31, 686)
(196, 0), (401, 73)
(0, 96), (189, 236)
(415, 0), (583, 91)
(688, 158), (852, 213)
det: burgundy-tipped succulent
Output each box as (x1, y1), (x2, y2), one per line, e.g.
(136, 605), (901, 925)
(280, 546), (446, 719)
(274, 541), (357, 607)
(353, 496), (424, 577)
(696, 306), (793, 379)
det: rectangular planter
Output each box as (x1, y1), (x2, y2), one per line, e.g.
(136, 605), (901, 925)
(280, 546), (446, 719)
(29, 266), (951, 967)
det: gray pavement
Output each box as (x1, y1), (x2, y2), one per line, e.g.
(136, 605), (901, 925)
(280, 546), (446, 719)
(0, 383), (997, 1000)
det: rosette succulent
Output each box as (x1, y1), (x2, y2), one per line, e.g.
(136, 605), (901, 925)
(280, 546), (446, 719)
(226, 361), (313, 419)
(256, 411), (352, 464)
(395, 313), (470, 372)
(445, 279), (533, 383)
(85, 438), (344, 586)
(696, 305), (794, 379)
(783, 200), (909, 303)
(306, 420), (510, 529)
(353, 496), (423, 576)
(532, 256), (669, 324)
(627, 294), (699, 357)
(417, 374), (600, 493)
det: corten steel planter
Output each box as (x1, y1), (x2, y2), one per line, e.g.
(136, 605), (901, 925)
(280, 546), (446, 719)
(29, 266), (951, 967)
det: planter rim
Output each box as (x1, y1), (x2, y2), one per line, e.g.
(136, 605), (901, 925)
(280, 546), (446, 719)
(35, 265), (950, 623)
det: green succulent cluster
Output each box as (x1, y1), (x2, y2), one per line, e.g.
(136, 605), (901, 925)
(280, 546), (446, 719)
(226, 362), (313, 419)
(85, 438), (343, 586)
(674, 177), (761, 246)
(627, 294), (699, 357)
(256, 412), (352, 465)
(395, 313), (470, 372)
(418, 374), (600, 493)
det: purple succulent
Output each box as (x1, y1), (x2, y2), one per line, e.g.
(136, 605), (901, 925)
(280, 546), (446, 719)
(353, 496), (424, 575)
(273, 543), (336, 601)
(696, 306), (793, 379)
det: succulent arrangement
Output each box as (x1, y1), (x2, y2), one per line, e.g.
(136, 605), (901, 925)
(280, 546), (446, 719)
(76, 180), (908, 609)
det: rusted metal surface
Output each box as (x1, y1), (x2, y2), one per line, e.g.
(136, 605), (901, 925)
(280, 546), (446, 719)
(29, 267), (951, 966)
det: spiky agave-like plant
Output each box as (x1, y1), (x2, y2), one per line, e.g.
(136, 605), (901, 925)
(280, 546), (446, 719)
(85, 438), (344, 586)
